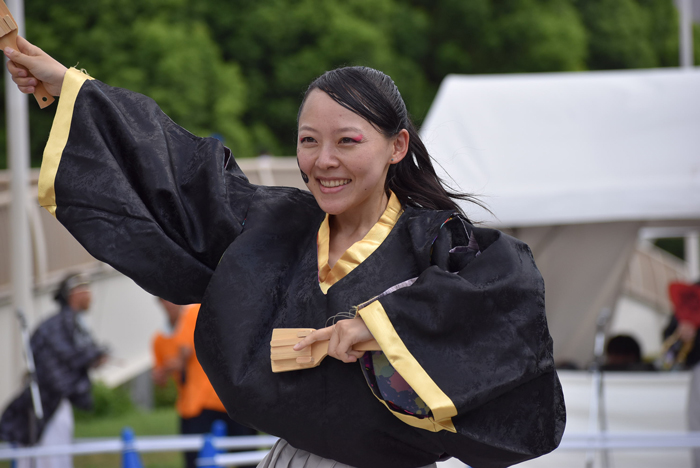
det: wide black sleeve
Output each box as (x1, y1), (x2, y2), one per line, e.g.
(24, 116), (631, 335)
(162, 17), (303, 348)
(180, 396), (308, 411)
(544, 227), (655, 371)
(357, 220), (566, 468)
(39, 68), (256, 303)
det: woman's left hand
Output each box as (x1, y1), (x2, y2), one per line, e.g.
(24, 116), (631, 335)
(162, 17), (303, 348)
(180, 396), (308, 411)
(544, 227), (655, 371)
(293, 316), (374, 363)
(4, 36), (67, 96)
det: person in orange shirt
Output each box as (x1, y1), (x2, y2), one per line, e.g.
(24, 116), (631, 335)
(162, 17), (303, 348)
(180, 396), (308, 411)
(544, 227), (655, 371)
(153, 299), (257, 468)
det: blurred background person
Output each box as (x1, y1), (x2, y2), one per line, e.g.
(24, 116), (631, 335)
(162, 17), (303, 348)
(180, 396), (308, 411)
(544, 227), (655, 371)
(0, 273), (107, 468)
(601, 334), (655, 371)
(152, 299), (257, 468)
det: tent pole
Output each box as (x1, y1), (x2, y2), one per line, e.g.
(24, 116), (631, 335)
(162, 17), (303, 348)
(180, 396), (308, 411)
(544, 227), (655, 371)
(679, 0), (694, 69)
(585, 307), (612, 468)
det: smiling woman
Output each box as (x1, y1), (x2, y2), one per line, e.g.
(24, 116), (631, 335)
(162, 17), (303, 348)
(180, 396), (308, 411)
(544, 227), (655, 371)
(5, 39), (565, 468)
(297, 89), (406, 271)
(297, 89), (401, 222)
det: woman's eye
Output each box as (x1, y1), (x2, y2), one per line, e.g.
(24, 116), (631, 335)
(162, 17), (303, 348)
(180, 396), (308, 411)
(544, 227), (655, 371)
(299, 136), (316, 144)
(340, 137), (359, 144)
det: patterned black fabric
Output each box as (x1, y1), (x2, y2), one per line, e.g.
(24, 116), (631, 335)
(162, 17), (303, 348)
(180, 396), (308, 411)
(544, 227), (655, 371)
(44, 78), (565, 468)
(0, 307), (105, 444)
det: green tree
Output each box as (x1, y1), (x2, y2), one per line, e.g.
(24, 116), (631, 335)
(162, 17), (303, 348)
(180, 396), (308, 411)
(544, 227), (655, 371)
(0, 0), (695, 168)
(3, 0), (251, 167)
(427, 0), (587, 78)
(194, 0), (433, 156)
(696, 23), (700, 66)
(638, 0), (680, 67)
(576, 0), (659, 69)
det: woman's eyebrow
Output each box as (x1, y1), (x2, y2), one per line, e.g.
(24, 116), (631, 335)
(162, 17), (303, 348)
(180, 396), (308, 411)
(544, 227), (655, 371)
(335, 127), (363, 134)
(298, 125), (363, 134)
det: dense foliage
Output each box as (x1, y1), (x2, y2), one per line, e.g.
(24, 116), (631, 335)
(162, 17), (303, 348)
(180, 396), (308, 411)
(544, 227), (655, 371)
(73, 381), (134, 421)
(0, 0), (697, 167)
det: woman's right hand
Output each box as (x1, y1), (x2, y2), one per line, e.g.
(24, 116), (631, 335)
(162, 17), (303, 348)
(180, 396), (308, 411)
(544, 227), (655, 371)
(4, 36), (67, 97)
(294, 316), (375, 363)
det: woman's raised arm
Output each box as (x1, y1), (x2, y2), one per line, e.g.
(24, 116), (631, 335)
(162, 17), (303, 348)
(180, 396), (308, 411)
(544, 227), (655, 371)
(4, 36), (66, 96)
(5, 36), (258, 304)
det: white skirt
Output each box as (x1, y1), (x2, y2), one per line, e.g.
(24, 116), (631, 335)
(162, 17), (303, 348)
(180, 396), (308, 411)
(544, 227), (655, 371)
(257, 439), (438, 468)
(16, 399), (74, 468)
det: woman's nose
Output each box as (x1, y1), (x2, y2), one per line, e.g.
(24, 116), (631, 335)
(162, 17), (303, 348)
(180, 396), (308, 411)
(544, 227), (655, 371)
(316, 144), (339, 169)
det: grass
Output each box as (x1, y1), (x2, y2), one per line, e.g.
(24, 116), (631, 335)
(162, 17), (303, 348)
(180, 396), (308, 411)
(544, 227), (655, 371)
(1, 408), (184, 468)
(74, 407), (179, 438)
(75, 407), (182, 468)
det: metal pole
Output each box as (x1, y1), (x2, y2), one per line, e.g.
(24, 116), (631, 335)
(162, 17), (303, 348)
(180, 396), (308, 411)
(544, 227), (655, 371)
(585, 307), (612, 468)
(5, 2), (37, 461)
(5, 0), (38, 467)
(5, 5), (33, 298)
(6, 0), (34, 330)
(16, 309), (43, 421)
(679, 0), (694, 69)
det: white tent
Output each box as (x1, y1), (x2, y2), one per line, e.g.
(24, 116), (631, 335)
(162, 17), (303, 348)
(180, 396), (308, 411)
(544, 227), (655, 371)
(420, 68), (700, 365)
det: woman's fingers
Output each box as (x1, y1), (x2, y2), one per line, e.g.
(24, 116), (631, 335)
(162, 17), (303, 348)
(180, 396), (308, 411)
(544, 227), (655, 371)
(328, 317), (374, 363)
(4, 48), (39, 96)
(7, 59), (28, 76)
(7, 57), (36, 88)
(3, 36), (67, 97)
(328, 331), (356, 363)
(345, 350), (366, 363)
(10, 71), (38, 88)
(4, 46), (36, 74)
(293, 326), (333, 351)
(16, 35), (44, 57)
(9, 65), (38, 93)
(293, 318), (375, 363)
(17, 84), (36, 94)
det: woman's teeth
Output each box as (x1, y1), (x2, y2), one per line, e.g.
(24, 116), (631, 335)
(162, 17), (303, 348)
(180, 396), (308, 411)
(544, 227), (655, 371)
(320, 179), (350, 188)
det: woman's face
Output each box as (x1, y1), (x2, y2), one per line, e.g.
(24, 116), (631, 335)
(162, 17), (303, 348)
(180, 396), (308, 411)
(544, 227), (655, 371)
(297, 89), (407, 218)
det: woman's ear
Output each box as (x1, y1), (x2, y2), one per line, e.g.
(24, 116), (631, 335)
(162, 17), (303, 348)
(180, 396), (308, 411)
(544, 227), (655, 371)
(390, 129), (410, 164)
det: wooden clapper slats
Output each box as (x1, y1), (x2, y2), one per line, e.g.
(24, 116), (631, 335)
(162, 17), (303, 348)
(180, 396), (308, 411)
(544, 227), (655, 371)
(270, 328), (381, 373)
(0, 0), (55, 108)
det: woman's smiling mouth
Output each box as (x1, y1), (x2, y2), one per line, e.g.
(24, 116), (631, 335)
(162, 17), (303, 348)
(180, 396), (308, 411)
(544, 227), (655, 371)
(319, 179), (351, 188)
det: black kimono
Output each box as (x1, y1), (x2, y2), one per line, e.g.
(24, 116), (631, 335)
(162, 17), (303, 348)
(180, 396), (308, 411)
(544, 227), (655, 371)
(38, 68), (565, 468)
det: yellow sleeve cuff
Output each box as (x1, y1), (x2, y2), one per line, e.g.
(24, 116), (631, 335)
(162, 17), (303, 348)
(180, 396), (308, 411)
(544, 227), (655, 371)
(358, 300), (457, 432)
(38, 68), (95, 216)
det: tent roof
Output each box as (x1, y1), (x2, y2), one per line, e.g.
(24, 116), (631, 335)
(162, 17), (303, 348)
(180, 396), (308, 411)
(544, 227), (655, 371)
(420, 68), (700, 227)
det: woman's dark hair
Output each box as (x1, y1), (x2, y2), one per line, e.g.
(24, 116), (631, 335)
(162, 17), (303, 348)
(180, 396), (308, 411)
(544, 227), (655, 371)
(298, 66), (483, 216)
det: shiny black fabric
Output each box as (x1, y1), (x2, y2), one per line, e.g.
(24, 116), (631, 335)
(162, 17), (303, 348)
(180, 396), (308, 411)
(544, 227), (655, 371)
(54, 83), (255, 304)
(51, 79), (565, 468)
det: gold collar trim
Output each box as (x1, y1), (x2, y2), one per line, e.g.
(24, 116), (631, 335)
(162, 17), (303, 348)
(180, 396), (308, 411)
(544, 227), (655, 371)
(317, 192), (403, 294)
